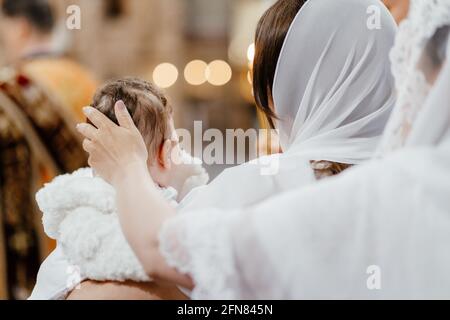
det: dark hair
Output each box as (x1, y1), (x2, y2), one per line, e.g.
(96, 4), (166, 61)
(1, 0), (55, 33)
(91, 78), (173, 159)
(253, 0), (307, 128)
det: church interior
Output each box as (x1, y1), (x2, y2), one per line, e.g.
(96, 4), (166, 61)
(0, 0), (277, 300)
(0, 0), (410, 300)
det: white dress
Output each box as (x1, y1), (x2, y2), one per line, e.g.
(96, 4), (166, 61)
(160, 145), (450, 299)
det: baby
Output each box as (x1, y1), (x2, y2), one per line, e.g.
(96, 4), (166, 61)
(87, 78), (207, 196)
(30, 78), (208, 299)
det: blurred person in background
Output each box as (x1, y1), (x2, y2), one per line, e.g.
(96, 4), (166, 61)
(0, 0), (98, 121)
(382, 0), (410, 24)
(0, 0), (88, 299)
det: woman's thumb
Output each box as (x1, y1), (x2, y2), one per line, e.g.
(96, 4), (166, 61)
(115, 100), (135, 129)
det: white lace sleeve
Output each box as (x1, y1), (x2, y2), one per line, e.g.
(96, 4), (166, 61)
(161, 148), (450, 299)
(159, 209), (243, 300)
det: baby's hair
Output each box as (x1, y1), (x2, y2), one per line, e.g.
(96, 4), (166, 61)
(91, 78), (173, 160)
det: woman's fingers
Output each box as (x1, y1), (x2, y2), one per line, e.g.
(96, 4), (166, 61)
(83, 106), (115, 130)
(82, 138), (95, 153)
(75, 104), (147, 184)
(115, 100), (136, 130)
(77, 123), (98, 141)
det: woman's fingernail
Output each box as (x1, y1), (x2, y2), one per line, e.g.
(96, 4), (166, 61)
(117, 100), (126, 110)
(83, 107), (91, 116)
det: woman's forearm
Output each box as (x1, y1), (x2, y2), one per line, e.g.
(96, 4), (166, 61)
(113, 161), (192, 287)
(114, 161), (173, 246)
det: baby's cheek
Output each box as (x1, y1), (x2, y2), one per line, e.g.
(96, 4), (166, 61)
(148, 165), (164, 186)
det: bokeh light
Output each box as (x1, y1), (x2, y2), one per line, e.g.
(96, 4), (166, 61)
(247, 43), (255, 62)
(153, 63), (179, 88)
(206, 60), (233, 86)
(184, 60), (208, 85)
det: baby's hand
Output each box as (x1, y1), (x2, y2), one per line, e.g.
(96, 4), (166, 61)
(170, 150), (209, 201)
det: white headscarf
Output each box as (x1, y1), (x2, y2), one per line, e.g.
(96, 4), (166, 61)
(160, 0), (450, 299)
(179, 0), (397, 211)
(273, 0), (396, 164)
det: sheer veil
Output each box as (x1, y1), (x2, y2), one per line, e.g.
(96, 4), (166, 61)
(273, 0), (396, 164)
(408, 40), (450, 147)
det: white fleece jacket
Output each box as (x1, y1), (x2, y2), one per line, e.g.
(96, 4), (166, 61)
(35, 156), (209, 285)
(37, 168), (169, 282)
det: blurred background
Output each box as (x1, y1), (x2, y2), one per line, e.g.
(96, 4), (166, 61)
(0, 0), (275, 300)
(1, 0), (279, 175)
(46, 0), (271, 133)
(0, 0), (409, 300)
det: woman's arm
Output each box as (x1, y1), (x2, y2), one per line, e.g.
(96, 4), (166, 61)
(113, 160), (193, 287)
(77, 101), (193, 288)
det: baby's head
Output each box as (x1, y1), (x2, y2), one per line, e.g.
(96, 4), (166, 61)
(91, 78), (179, 187)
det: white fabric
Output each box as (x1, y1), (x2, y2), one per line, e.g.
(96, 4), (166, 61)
(408, 41), (450, 148)
(378, 0), (450, 153)
(177, 150), (210, 201)
(29, 246), (84, 300)
(29, 169), (178, 299)
(179, 0), (396, 212)
(29, 151), (207, 300)
(179, 154), (314, 211)
(161, 147), (450, 299)
(159, 0), (450, 299)
(273, 0), (396, 163)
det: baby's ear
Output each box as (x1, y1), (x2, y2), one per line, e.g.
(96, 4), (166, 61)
(159, 139), (174, 170)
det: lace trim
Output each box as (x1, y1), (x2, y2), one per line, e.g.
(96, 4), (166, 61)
(159, 210), (240, 299)
(379, 0), (450, 154)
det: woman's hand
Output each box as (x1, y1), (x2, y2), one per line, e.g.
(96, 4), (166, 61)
(77, 101), (148, 185)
